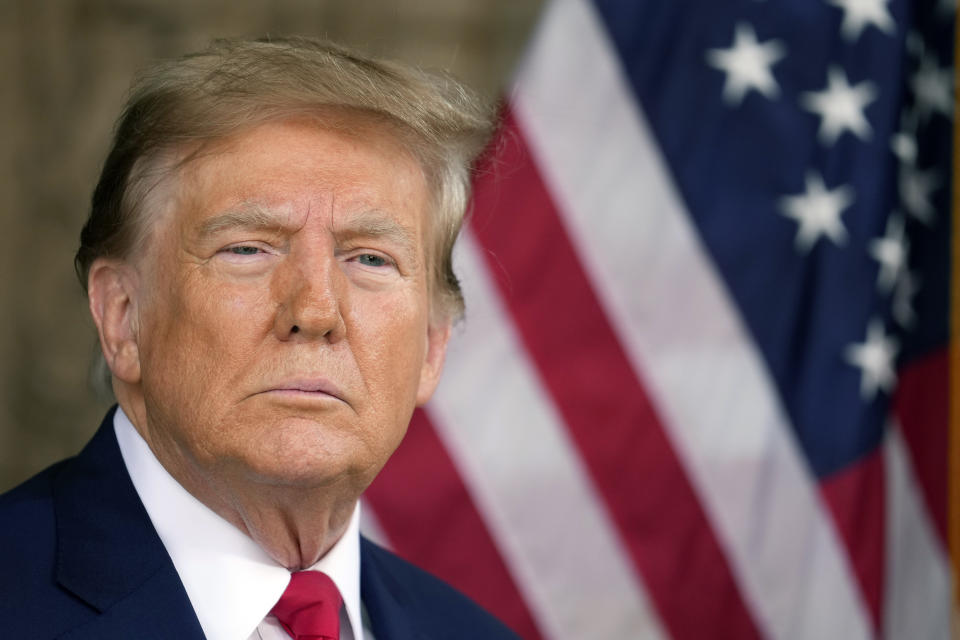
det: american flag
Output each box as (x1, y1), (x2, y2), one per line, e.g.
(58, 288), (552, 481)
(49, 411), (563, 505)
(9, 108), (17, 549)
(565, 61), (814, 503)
(364, 0), (956, 637)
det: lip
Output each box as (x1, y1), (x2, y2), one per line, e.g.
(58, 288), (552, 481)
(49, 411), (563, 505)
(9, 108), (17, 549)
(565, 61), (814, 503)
(260, 378), (346, 402)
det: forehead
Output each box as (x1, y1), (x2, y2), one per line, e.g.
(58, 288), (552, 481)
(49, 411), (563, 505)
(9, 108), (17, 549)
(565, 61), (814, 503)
(168, 116), (432, 237)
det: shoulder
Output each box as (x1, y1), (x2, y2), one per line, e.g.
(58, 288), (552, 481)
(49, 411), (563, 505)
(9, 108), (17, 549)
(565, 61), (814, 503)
(0, 458), (69, 558)
(360, 537), (521, 639)
(0, 459), (95, 634)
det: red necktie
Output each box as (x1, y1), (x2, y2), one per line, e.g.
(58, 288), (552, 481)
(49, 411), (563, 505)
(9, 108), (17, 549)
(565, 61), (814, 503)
(270, 571), (343, 640)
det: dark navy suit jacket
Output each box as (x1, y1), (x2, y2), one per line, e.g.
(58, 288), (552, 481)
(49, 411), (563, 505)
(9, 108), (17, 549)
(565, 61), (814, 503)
(0, 409), (520, 639)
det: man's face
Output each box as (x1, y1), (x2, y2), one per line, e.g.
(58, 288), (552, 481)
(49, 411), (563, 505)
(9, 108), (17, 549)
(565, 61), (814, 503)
(127, 117), (448, 492)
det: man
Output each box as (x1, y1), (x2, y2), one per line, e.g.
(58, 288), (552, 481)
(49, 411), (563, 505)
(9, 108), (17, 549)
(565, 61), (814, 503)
(0, 37), (519, 640)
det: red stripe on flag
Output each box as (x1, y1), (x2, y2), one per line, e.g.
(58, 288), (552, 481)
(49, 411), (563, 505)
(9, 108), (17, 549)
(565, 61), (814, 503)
(892, 348), (948, 545)
(819, 445), (886, 633)
(365, 409), (544, 640)
(469, 109), (761, 640)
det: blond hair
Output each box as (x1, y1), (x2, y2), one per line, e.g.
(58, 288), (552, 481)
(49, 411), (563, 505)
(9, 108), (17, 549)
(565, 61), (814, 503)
(76, 36), (494, 319)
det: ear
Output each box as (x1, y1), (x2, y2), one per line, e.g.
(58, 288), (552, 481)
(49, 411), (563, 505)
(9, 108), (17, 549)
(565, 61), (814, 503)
(87, 259), (142, 385)
(415, 318), (452, 406)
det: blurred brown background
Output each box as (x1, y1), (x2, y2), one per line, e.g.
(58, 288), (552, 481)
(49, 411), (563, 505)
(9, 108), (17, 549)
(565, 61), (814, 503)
(0, 0), (544, 492)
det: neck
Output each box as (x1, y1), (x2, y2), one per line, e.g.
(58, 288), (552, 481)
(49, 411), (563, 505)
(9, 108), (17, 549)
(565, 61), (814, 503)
(221, 486), (357, 570)
(115, 389), (358, 570)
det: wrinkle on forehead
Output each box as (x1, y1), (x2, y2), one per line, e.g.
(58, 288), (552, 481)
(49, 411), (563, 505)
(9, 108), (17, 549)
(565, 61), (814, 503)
(166, 118), (432, 284)
(137, 110), (435, 245)
(190, 198), (422, 270)
(196, 202), (294, 238)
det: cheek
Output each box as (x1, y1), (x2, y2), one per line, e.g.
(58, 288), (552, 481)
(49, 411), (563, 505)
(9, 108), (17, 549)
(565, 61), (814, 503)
(190, 274), (273, 331)
(352, 295), (429, 410)
(142, 278), (271, 390)
(139, 281), (276, 452)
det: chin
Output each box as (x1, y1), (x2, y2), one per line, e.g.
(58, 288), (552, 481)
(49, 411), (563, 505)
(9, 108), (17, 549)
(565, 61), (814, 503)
(213, 412), (395, 490)
(232, 441), (373, 490)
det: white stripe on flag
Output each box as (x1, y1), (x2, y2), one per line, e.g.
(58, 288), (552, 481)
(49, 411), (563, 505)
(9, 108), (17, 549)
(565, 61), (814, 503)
(510, 0), (874, 638)
(426, 232), (667, 640)
(882, 423), (951, 640)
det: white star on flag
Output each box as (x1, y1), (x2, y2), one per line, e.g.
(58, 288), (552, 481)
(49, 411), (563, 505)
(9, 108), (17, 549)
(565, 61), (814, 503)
(779, 172), (854, 251)
(905, 30), (926, 57)
(911, 52), (954, 122)
(890, 131), (917, 164)
(890, 131), (918, 164)
(826, 0), (896, 41)
(801, 66), (878, 145)
(844, 319), (899, 400)
(890, 112), (919, 164)
(899, 164), (940, 224)
(706, 22), (786, 106)
(868, 215), (908, 293)
(893, 271), (920, 328)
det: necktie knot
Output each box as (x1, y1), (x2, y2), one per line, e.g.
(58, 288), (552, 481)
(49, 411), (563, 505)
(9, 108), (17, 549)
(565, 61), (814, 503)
(271, 570), (342, 640)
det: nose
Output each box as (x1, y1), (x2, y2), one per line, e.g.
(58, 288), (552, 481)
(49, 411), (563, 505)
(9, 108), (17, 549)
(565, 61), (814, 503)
(274, 250), (347, 344)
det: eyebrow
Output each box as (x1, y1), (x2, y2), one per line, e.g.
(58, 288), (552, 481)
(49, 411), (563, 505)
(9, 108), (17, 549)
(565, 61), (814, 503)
(334, 210), (418, 257)
(196, 205), (289, 237)
(196, 204), (419, 256)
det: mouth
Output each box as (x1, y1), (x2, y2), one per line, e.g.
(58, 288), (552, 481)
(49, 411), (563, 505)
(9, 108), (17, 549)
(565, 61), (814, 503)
(260, 378), (346, 403)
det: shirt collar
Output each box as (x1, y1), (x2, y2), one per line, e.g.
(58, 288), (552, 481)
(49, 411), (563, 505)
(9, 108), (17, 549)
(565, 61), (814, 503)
(114, 406), (364, 640)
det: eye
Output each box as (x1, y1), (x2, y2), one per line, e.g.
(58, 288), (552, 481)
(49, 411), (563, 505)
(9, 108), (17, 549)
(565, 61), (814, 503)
(216, 243), (274, 265)
(227, 245), (262, 256)
(355, 253), (389, 267)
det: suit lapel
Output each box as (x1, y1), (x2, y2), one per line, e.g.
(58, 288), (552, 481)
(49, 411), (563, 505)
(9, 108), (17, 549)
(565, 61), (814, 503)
(56, 567), (205, 640)
(360, 537), (429, 640)
(52, 408), (205, 640)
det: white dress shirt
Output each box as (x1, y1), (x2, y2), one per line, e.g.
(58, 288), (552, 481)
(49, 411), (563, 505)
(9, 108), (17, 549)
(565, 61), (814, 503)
(114, 407), (368, 640)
